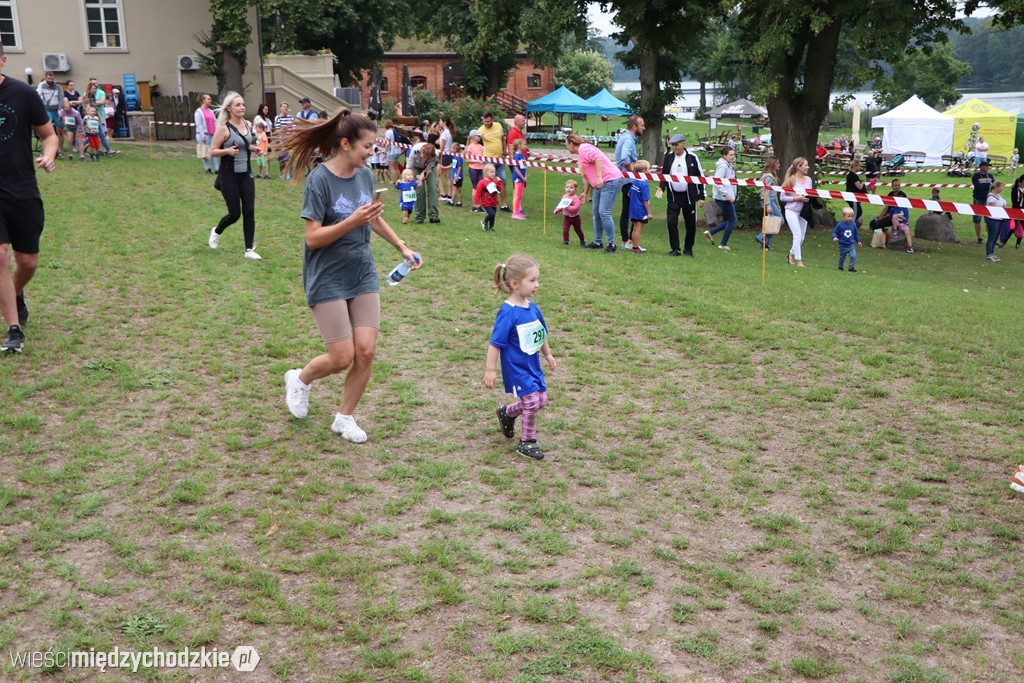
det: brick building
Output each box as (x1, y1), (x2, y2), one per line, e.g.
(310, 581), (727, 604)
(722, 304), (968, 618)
(352, 42), (555, 109)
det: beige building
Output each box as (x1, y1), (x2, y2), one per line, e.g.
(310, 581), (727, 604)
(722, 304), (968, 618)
(0, 0), (258, 104)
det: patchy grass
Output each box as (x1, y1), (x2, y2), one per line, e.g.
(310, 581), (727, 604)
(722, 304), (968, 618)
(0, 141), (1021, 681)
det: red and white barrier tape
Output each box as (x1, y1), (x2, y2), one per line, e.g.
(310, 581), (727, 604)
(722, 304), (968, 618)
(817, 179), (973, 189)
(149, 120), (196, 127)
(815, 166), (1008, 175)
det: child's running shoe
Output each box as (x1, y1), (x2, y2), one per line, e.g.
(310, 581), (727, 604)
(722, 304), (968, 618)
(496, 405), (516, 439)
(516, 440), (544, 460)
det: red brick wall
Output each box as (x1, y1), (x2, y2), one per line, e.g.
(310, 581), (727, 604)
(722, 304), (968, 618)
(354, 55), (554, 110)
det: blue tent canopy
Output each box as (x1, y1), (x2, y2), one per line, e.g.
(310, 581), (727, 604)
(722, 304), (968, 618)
(525, 86), (595, 114)
(583, 88), (631, 115)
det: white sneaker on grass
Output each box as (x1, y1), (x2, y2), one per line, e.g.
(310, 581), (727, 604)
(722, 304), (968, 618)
(208, 227), (220, 249)
(331, 413), (367, 443)
(244, 248), (262, 260)
(284, 369), (310, 418)
(1012, 466), (1024, 494)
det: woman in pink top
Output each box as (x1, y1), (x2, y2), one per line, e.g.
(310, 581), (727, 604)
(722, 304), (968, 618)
(465, 130), (486, 212)
(565, 132), (626, 253)
(194, 93), (219, 174)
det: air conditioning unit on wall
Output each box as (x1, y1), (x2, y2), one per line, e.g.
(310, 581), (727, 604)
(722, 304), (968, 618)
(42, 53), (70, 72)
(177, 55), (200, 71)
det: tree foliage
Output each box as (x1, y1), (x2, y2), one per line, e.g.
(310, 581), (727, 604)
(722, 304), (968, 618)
(873, 42), (971, 111)
(736, 0), (974, 172)
(260, 0), (410, 86)
(555, 50), (614, 98)
(197, 0), (255, 96)
(409, 0), (589, 96)
(950, 17), (1024, 89)
(600, 0), (717, 162)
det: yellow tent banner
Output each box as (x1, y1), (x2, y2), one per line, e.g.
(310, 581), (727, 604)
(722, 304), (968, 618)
(944, 98), (1017, 159)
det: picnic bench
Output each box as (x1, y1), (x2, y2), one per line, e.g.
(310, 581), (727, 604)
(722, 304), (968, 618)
(988, 154), (1008, 172)
(902, 151), (926, 168)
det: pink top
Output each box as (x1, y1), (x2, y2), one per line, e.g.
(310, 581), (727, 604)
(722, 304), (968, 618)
(577, 143), (623, 187)
(782, 175), (814, 213)
(556, 193), (583, 218)
(202, 108), (217, 135)
(465, 142), (485, 171)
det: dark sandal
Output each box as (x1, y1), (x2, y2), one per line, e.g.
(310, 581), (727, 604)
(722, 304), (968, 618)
(496, 405), (516, 439)
(516, 441), (545, 460)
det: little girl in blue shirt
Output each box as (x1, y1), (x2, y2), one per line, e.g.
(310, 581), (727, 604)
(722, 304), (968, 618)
(483, 254), (556, 460)
(395, 168), (418, 224)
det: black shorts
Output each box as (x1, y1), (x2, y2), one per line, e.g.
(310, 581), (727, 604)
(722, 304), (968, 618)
(452, 177), (463, 188)
(0, 198), (45, 254)
(441, 154), (453, 167)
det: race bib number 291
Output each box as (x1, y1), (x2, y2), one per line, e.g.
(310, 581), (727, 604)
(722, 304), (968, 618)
(516, 319), (546, 355)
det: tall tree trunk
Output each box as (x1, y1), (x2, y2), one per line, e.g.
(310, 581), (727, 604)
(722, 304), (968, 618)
(699, 81), (707, 113)
(221, 49), (244, 98)
(764, 20), (842, 178)
(637, 44), (663, 164)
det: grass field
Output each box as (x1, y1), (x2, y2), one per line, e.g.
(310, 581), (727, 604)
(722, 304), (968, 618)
(1, 139), (1022, 682)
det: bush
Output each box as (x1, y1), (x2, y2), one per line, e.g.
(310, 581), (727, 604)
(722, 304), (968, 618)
(446, 97), (506, 144)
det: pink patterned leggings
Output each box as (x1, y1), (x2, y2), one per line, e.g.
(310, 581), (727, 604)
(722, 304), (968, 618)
(505, 390), (548, 441)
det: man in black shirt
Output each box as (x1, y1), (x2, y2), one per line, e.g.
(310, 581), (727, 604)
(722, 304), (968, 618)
(971, 161), (994, 245)
(0, 44), (59, 352)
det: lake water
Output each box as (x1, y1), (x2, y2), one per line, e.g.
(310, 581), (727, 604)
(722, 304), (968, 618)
(612, 82), (1024, 116)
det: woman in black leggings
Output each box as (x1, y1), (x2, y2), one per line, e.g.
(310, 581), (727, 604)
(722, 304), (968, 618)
(208, 91), (260, 259)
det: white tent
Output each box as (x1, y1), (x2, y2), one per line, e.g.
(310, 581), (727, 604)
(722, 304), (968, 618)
(870, 95), (954, 166)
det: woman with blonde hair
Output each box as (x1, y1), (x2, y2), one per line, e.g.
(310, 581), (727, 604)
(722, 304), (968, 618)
(207, 91), (260, 259)
(280, 109), (423, 443)
(780, 156), (814, 267)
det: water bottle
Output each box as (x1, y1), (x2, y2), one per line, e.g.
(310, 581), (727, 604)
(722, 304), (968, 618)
(386, 253), (420, 286)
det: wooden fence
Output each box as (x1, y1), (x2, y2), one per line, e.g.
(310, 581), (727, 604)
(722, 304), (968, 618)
(152, 93), (201, 141)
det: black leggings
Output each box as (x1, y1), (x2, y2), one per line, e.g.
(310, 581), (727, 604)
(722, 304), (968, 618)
(215, 170), (256, 249)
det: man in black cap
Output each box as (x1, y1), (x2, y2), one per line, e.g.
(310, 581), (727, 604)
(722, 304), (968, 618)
(655, 133), (704, 256)
(296, 97), (318, 121)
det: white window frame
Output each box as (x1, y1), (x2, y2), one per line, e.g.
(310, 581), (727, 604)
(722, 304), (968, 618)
(81, 0), (127, 52)
(0, 0), (23, 52)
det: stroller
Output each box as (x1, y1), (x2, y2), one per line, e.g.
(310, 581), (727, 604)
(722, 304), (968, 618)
(947, 152), (969, 177)
(883, 153), (906, 176)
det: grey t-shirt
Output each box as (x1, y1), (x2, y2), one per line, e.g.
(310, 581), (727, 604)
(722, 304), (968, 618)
(300, 165), (379, 305)
(223, 121), (253, 173)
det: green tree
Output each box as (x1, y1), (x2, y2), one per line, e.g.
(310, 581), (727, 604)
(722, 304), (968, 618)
(873, 42), (972, 111)
(261, 0), (411, 86)
(735, 0), (977, 172)
(602, 0), (717, 163)
(411, 0), (589, 96)
(197, 0), (255, 97)
(555, 50), (614, 98)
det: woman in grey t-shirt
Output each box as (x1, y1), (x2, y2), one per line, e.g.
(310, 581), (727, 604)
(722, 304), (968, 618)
(279, 110), (424, 443)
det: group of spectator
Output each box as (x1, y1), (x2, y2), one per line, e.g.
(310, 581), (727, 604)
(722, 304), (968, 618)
(37, 72), (123, 161)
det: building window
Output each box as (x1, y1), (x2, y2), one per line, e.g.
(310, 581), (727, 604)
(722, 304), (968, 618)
(380, 76), (389, 93)
(410, 76), (427, 89)
(527, 73), (542, 89)
(0, 0), (21, 49)
(84, 0), (123, 49)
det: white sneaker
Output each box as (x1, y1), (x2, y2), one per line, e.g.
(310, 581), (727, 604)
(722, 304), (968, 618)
(1011, 466), (1024, 494)
(331, 413), (367, 443)
(244, 248), (262, 260)
(208, 227), (220, 249)
(623, 241), (633, 250)
(284, 369), (310, 418)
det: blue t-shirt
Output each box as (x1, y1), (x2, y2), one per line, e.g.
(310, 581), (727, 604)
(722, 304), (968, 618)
(395, 180), (418, 210)
(489, 301), (548, 397)
(512, 152), (527, 183)
(832, 220), (860, 245)
(451, 156), (463, 182)
(628, 179), (650, 221)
